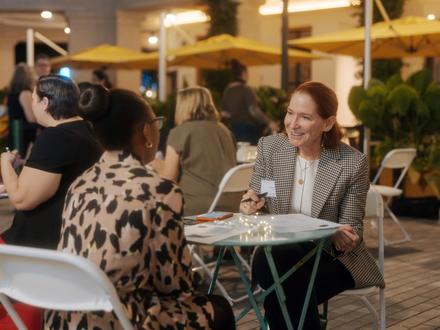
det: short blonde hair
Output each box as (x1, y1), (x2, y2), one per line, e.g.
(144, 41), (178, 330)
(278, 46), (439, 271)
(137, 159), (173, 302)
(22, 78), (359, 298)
(175, 86), (219, 125)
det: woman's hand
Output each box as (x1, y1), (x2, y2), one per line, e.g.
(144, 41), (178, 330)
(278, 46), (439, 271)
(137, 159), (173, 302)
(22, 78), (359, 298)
(239, 189), (265, 214)
(331, 224), (359, 253)
(1, 149), (17, 166)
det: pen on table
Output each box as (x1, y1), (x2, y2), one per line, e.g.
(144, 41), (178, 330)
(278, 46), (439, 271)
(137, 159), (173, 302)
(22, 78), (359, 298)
(240, 192), (267, 203)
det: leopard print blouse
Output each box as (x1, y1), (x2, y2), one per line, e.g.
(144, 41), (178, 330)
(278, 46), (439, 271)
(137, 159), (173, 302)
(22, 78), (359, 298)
(44, 150), (215, 329)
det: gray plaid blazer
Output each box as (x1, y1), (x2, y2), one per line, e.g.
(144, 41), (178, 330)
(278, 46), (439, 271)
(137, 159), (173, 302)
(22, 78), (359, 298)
(249, 134), (384, 289)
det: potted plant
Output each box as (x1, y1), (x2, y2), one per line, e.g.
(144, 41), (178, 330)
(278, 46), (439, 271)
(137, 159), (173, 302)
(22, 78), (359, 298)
(256, 86), (288, 131)
(348, 69), (440, 217)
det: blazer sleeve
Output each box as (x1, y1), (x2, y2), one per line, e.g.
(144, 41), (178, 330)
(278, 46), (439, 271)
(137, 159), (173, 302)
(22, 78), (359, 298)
(337, 153), (369, 239)
(249, 137), (267, 193)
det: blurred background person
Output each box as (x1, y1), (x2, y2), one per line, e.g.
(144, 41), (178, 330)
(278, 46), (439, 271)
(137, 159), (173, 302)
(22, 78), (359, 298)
(92, 69), (113, 89)
(1, 75), (102, 249)
(7, 63), (37, 157)
(154, 86), (238, 216)
(35, 53), (52, 78)
(222, 59), (277, 145)
(45, 85), (235, 329)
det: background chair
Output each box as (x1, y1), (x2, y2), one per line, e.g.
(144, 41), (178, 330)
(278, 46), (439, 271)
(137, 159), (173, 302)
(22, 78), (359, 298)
(322, 186), (385, 330)
(372, 148), (417, 245)
(0, 244), (134, 330)
(191, 163), (256, 305)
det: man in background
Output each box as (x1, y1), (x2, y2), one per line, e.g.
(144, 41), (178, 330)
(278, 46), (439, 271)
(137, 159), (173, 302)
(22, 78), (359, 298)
(35, 53), (52, 78)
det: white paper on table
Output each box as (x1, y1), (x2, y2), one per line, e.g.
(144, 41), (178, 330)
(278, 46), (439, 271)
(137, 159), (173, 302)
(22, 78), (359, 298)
(267, 213), (341, 233)
(185, 222), (253, 244)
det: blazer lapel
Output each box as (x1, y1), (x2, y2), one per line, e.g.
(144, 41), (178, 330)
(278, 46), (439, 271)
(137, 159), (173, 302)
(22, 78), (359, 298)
(311, 147), (342, 218)
(273, 138), (297, 214)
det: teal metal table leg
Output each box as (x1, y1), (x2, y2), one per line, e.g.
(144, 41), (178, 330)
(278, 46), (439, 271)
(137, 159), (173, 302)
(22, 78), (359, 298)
(264, 246), (294, 330)
(230, 247), (267, 329)
(208, 246), (226, 295)
(298, 240), (325, 330)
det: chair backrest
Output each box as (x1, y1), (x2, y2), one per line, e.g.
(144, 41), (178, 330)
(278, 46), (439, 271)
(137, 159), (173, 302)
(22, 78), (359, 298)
(372, 148), (417, 188)
(0, 244), (134, 330)
(366, 186), (385, 276)
(207, 163), (254, 212)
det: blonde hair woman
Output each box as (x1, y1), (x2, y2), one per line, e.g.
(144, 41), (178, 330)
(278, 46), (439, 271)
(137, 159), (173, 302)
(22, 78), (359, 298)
(155, 86), (237, 216)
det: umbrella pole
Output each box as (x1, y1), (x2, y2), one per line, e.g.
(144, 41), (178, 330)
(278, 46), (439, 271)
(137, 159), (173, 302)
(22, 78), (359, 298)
(363, 0), (373, 158)
(26, 28), (34, 67)
(159, 12), (167, 102)
(281, 0), (289, 91)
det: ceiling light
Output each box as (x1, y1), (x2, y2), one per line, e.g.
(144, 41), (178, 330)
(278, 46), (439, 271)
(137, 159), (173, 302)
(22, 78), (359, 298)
(259, 0), (353, 15)
(427, 14), (436, 21)
(64, 26), (71, 34)
(148, 35), (158, 45)
(164, 10), (209, 27)
(41, 10), (53, 19)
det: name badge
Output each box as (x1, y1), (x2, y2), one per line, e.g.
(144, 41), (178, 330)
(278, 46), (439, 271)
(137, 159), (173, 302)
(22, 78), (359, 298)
(261, 180), (276, 198)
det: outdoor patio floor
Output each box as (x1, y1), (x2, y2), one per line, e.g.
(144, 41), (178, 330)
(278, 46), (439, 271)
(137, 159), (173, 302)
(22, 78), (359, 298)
(1, 199), (439, 329)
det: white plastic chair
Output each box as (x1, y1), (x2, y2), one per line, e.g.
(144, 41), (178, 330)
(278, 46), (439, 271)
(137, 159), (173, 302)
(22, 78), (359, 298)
(191, 163), (257, 305)
(0, 244), (134, 330)
(372, 148), (417, 245)
(338, 185), (386, 330)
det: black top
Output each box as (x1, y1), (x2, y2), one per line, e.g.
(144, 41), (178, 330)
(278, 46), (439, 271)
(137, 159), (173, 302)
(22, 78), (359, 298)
(7, 91), (28, 120)
(7, 91), (39, 155)
(3, 120), (103, 249)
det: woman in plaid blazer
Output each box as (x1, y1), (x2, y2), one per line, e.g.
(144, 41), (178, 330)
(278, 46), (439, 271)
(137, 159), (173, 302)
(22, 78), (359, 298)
(240, 81), (384, 329)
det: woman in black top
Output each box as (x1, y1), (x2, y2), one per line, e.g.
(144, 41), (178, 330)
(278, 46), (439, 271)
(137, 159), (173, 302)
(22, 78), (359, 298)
(7, 63), (38, 156)
(0, 75), (102, 249)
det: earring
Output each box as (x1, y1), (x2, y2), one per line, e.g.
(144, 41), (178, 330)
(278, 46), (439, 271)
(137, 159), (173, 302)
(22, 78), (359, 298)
(145, 141), (153, 149)
(321, 131), (327, 147)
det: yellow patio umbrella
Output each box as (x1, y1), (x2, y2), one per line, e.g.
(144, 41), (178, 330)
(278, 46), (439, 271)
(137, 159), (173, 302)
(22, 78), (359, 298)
(289, 16), (440, 58)
(51, 44), (158, 69)
(125, 34), (322, 69)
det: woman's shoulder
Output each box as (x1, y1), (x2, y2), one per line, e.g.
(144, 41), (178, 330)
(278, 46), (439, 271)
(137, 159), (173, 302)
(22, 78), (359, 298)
(258, 133), (289, 148)
(337, 142), (366, 163)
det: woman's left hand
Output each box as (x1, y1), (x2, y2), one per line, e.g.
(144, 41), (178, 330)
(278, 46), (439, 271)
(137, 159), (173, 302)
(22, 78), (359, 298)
(331, 224), (359, 253)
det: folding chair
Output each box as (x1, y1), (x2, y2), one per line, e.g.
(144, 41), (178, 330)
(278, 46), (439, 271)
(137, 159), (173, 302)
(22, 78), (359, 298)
(321, 186), (385, 330)
(0, 244), (134, 330)
(372, 148), (417, 245)
(190, 163), (257, 305)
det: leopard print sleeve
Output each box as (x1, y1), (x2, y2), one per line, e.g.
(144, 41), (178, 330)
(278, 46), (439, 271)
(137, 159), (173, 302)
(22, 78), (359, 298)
(148, 179), (194, 295)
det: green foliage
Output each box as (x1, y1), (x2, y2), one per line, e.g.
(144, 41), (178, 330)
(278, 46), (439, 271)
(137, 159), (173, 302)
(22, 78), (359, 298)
(355, 0), (405, 25)
(348, 70), (440, 196)
(355, 0), (407, 80)
(255, 86), (288, 123)
(202, 70), (232, 106)
(201, 0), (239, 98)
(371, 59), (404, 82)
(203, 0), (239, 37)
(146, 93), (176, 133)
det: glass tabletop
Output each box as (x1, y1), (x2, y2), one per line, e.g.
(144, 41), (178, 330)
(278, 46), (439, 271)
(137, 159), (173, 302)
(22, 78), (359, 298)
(186, 213), (339, 247)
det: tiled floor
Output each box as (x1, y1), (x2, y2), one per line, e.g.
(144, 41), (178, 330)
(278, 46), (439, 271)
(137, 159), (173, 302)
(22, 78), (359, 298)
(206, 216), (440, 329)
